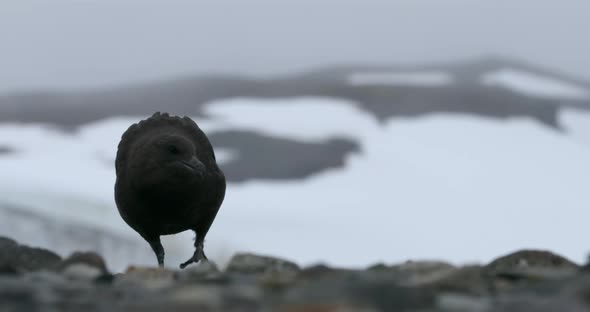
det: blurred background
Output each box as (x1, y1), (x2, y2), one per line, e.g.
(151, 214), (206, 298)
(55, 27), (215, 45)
(1, 0), (590, 272)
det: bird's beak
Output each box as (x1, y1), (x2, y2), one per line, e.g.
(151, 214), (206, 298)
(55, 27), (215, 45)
(181, 156), (205, 173)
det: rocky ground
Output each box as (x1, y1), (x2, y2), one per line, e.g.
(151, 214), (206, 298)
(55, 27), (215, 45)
(1, 236), (590, 311)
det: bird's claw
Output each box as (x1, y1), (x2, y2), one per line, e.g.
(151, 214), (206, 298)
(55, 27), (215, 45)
(179, 246), (208, 269)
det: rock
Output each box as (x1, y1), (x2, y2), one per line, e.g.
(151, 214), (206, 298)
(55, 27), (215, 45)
(486, 250), (579, 274)
(0, 236), (61, 274)
(0, 264), (18, 275)
(491, 275), (590, 312)
(277, 303), (377, 312)
(299, 264), (355, 279)
(225, 253), (300, 290)
(226, 253), (300, 276)
(492, 267), (579, 283)
(166, 283), (263, 310)
(436, 293), (491, 312)
(129, 283), (262, 312)
(484, 250), (580, 289)
(55, 251), (109, 281)
(167, 284), (224, 306)
(258, 269), (298, 290)
(16, 246), (61, 272)
(280, 263), (440, 311)
(1, 237), (589, 311)
(0, 276), (39, 311)
(369, 260), (454, 272)
(429, 265), (492, 295)
(176, 261), (225, 283)
(24, 270), (68, 286)
(0, 236), (18, 249)
(115, 266), (176, 289)
(280, 278), (436, 312)
(0, 238), (19, 274)
(368, 260), (457, 286)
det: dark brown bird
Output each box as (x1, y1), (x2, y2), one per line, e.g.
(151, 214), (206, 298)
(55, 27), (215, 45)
(114, 112), (226, 269)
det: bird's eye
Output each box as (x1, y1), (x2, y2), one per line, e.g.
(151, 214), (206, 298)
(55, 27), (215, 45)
(167, 145), (180, 154)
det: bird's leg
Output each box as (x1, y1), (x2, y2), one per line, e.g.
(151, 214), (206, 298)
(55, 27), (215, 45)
(179, 236), (208, 269)
(147, 237), (165, 267)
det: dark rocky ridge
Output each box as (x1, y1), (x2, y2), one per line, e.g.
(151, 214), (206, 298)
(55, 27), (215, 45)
(0, 58), (588, 129)
(2, 58), (588, 183)
(209, 131), (359, 182)
(1, 236), (589, 311)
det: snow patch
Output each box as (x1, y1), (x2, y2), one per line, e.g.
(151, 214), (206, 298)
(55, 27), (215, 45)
(203, 97), (379, 143)
(348, 71), (454, 87)
(215, 114), (590, 267)
(559, 108), (590, 146)
(481, 68), (590, 99)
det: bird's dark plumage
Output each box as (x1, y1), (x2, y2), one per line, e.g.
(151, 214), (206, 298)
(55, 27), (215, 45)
(114, 112), (226, 269)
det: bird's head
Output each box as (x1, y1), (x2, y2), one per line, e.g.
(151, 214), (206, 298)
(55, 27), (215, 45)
(128, 133), (207, 188)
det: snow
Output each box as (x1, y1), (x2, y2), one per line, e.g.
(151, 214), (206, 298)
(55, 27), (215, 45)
(210, 103), (590, 267)
(559, 108), (590, 147)
(348, 71), (454, 87)
(481, 68), (590, 99)
(2, 97), (590, 271)
(203, 97), (379, 142)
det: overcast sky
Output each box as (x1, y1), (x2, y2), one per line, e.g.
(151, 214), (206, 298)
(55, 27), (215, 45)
(1, 0), (589, 93)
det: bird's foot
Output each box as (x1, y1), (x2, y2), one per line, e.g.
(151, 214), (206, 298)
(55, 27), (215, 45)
(179, 245), (208, 269)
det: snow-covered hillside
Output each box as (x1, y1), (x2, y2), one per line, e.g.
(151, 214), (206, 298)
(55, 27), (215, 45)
(2, 95), (590, 271)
